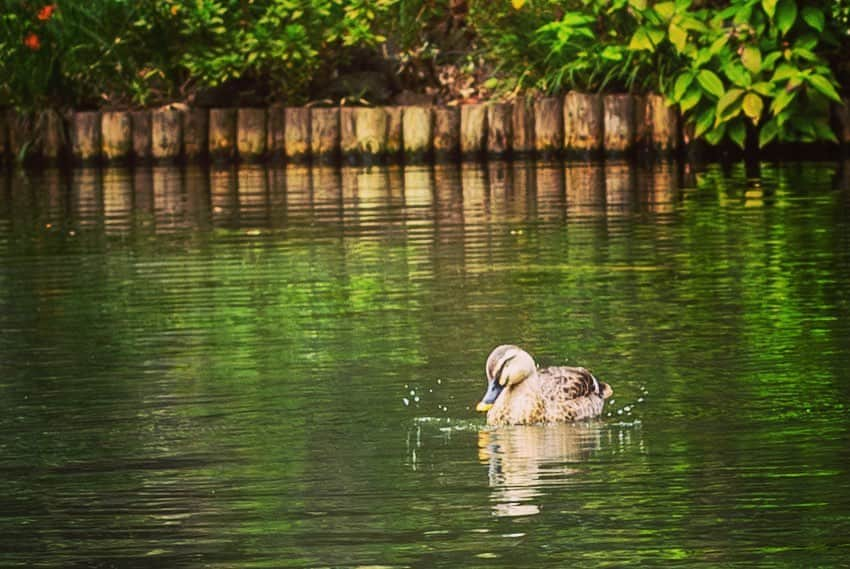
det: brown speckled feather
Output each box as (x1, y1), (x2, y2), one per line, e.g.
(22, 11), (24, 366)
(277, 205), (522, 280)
(485, 364), (613, 426)
(537, 366), (612, 422)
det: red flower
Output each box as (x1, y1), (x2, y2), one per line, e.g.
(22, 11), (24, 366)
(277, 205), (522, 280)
(37, 4), (56, 21)
(24, 32), (41, 50)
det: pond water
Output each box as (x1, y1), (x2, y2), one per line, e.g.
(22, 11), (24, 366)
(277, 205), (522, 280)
(1, 160), (849, 567)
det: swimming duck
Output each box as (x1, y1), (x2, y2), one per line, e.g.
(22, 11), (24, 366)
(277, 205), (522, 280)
(475, 345), (613, 426)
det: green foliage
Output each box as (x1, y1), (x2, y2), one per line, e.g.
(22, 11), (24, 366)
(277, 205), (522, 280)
(476, 0), (844, 148)
(0, 0), (396, 110)
(470, 0), (670, 95)
(0, 1), (175, 109)
(171, 0), (394, 102)
(630, 0), (842, 147)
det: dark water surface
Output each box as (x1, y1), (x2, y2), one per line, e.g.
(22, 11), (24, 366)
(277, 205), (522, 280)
(1, 161), (849, 567)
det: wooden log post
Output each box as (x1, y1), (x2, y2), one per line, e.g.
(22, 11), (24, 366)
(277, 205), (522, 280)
(402, 106), (433, 163)
(131, 110), (152, 164)
(633, 95), (652, 156)
(5, 111), (35, 164)
(266, 104), (286, 162)
(385, 107), (403, 161)
(564, 92), (603, 158)
(433, 107), (460, 161)
(40, 110), (64, 165)
(237, 108), (267, 162)
(310, 107), (339, 163)
(101, 111), (133, 163)
(487, 102), (512, 159)
(353, 107), (388, 164)
(647, 94), (679, 156)
(284, 107), (311, 162)
(182, 108), (209, 162)
(460, 104), (488, 160)
(340, 107), (358, 163)
(534, 97), (563, 158)
(512, 99), (535, 157)
(603, 94), (635, 157)
(209, 108), (237, 163)
(151, 106), (183, 163)
(71, 111), (101, 164)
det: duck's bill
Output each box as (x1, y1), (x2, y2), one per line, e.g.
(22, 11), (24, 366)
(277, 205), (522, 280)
(475, 379), (503, 413)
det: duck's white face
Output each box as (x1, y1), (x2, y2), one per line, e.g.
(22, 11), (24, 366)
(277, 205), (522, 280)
(476, 345), (537, 412)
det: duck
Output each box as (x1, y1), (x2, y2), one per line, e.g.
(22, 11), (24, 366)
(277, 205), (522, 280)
(475, 345), (613, 426)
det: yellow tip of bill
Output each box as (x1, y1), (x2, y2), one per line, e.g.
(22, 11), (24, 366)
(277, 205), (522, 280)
(476, 401), (493, 412)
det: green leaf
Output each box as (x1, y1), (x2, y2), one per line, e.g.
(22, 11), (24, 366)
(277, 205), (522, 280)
(759, 118), (780, 146)
(741, 46), (762, 74)
(794, 48), (819, 62)
(648, 28), (666, 46)
(601, 46), (624, 61)
(762, 51), (782, 70)
(629, 27), (655, 51)
(679, 16), (709, 32)
(813, 120), (838, 143)
(655, 2), (676, 20)
(794, 34), (819, 52)
(680, 85), (702, 113)
(695, 48), (712, 67)
(697, 69), (725, 98)
(775, 0), (797, 35)
(629, 0), (648, 9)
(807, 74), (842, 103)
(716, 88), (745, 121)
(734, 5), (753, 25)
(762, 0), (777, 19)
(709, 35), (729, 55)
(801, 6), (824, 32)
(724, 62), (752, 87)
(771, 63), (797, 82)
(770, 88), (796, 115)
(669, 22), (688, 52)
(743, 92), (764, 123)
(751, 82), (775, 96)
(728, 120), (746, 149)
(673, 72), (694, 101)
(704, 122), (726, 145)
(694, 106), (715, 138)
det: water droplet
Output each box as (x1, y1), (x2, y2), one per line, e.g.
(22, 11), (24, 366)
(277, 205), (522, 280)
(402, 398), (409, 406)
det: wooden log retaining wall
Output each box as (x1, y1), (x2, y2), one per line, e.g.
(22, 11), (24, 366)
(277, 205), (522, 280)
(3, 94), (849, 167)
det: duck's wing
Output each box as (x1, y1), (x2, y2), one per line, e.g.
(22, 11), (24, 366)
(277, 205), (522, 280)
(539, 366), (612, 400)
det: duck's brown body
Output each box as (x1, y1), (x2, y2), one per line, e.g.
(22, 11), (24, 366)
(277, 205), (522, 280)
(477, 346), (613, 426)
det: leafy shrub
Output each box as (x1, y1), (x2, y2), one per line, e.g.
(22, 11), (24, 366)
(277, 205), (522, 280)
(167, 0), (395, 103)
(0, 1), (182, 109)
(630, 0), (843, 147)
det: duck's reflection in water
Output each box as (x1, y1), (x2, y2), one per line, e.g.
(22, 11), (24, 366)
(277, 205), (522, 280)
(477, 422), (606, 517)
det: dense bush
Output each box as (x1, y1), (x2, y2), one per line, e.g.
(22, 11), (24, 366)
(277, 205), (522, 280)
(1, 0), (848, 149)
(469, 0), (670, 94)
(0, 1), (175, 109)
(0, 0), (394, 109)
(471, 0), (845, 148)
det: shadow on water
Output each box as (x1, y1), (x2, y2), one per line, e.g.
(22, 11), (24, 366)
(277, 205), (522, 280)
(1, 159), (850, 567)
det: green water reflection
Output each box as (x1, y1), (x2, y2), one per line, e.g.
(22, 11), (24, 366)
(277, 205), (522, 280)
(0, 161), (849, 567)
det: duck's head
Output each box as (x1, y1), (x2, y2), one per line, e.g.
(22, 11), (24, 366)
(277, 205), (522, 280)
(475, 345), (536, 413)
